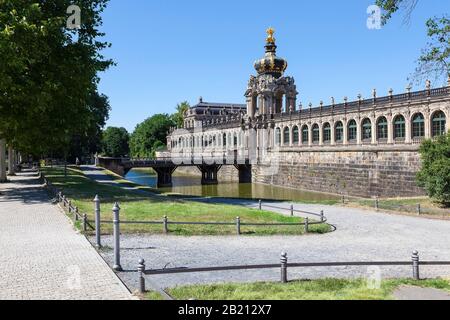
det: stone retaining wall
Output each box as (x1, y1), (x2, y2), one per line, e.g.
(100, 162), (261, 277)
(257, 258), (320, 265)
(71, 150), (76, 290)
(252, 149), (425, 198)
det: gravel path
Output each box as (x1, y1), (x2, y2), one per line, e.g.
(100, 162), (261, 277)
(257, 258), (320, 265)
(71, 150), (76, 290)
(82, 165), (450, 291)
(0, 171), (133, 300)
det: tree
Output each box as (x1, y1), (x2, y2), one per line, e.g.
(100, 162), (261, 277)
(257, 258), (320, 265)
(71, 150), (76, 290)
(171, 101), (190, 128)
(102, 127), (130, 158)
(130, 114), (175, 158)
(375, 0), (449, 83)
(0, 1), (113, 160)
(416, 132), (450, 206)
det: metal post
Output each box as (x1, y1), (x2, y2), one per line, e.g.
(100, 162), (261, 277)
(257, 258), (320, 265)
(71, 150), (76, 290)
(320, 210), (324, 223)
(281, 252), (288, 283)
(74, 207), (78, 221)
(259, 200), (262, 210)
(113, 203), (122, 271)
(68, 200), (72, 213)
(62, 196), (66, 207)
(137, 258), (146, 294)
(412, 251), (420, 280)
(342, 195), (345, 204)
(163, 216), (168, 234)
(236, 217), (241, 235)
(94, 195), (101, 248)
(58, 192), (62, 202)
(417, 204), (421, 215)
(290, 205), (294, 217)
(305, 217), (309, 234)
(82, 214), (87, 232)
(375, 197), (379, 211)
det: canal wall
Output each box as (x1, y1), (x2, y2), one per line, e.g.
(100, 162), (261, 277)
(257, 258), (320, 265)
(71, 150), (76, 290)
(253, 148), (425, 198)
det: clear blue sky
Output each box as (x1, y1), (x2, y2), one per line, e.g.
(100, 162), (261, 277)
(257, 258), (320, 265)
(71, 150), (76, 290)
(98, 0), (449, 132)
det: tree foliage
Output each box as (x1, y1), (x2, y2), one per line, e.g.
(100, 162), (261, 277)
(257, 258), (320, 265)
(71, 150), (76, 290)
(0, 1), (113, 158)
(102, 127), (129, 158)
(171, 101), (190, 128)
(417, 132), (450, 206)
(375, 0), (449, 83)
(130, 114), (174, 158)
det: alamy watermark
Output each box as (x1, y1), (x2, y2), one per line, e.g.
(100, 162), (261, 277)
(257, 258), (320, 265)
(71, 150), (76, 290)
(367, 5), (382, 30)
(366, 266), (382, 290)
(66, 265), (82, 290)
(67, 5), (81, 30)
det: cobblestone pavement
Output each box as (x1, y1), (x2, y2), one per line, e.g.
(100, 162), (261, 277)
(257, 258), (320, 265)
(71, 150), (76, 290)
(95, 201), (450, 291)
(0, 171), (133, 300)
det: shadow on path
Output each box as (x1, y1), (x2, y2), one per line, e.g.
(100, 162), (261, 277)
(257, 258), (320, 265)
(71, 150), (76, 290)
(0, 171), (54, 205)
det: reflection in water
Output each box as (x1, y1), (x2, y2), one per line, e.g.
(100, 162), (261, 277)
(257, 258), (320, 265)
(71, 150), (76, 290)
(125, 169), (339, 202)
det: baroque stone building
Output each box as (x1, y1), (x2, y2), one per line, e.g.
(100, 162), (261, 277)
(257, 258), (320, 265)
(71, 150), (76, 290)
(168, 28), (450, 198)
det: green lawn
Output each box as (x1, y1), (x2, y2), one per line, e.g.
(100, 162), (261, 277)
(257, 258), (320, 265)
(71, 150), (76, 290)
(350, 197), (449, 217)
(42, 167), (330, 236)
(146, 278), (450, 300)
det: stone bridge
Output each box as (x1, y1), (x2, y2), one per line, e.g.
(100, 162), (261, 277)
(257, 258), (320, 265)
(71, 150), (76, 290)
(97, 156), (252, 188)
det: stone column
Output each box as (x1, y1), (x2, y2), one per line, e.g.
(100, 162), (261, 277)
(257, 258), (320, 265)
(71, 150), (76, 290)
(246, 96), (254, 118)
(356, 119), (362, 145)
(8, 146), (15, 176)
(319, 123), (324, 146)
(387, 117), (394, 144)
(0, 139), (7, 183)
(343, 120), (348, 145)
(308, 124), (313, 147)
(371, 119), (377, 145)
(331, 121), (336, 146)
(405, 115), (412, 144)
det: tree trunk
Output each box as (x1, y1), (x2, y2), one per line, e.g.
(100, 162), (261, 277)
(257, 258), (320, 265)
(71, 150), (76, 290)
(8, 146), (15, 176)
(0, 139), (7, 182)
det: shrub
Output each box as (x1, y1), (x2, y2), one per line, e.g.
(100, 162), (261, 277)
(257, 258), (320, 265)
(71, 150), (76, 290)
(416, 132), (450, 206)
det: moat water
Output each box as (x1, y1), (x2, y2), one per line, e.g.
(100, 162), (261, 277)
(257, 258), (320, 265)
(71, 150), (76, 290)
(125, 169), (340, 202)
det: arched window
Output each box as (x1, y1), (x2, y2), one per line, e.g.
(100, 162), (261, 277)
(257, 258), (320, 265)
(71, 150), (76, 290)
(412, 113), (425, 138)
(293, 126), (299, 144)
(283, 127), (290, 146)
(362, 118), (372, 141)
(323, 123), (331, 143)
(335, 121), (344, 142)
(377, 117), (388, 140)
(432, 111), (446, 137)
(275, 128), (281, 146)
(394, 115), (406, 139)
(312, 124), (320, 143)
(301, 125), (309, 144)
(348, 120), (357, 141)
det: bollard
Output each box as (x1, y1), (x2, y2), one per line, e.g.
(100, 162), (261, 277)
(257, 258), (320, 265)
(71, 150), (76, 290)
(259, 200), (262, 210)
(74, 207), (79, 222)
(58, 192), (62, 202)
(163, 216), (169, 234)
(304, 217), (309, 234)
(320, 210), (324, 223)
(137, 258), (146, 294)
(113, 203), (122, 271)
(342, 195), (345, 204)
(375, 198), (379, 211)
(68, 200), (72, 213)
(236, 217), (241, 235)
(412, 251), (420, 280)
(62, 195), (66, 207)
(290, 205), (294, 217)
(280, 252), (288, 283)
(94, 195), (101, 248)
(82, 214), (87, 232)
(417, 204), (421, 215)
